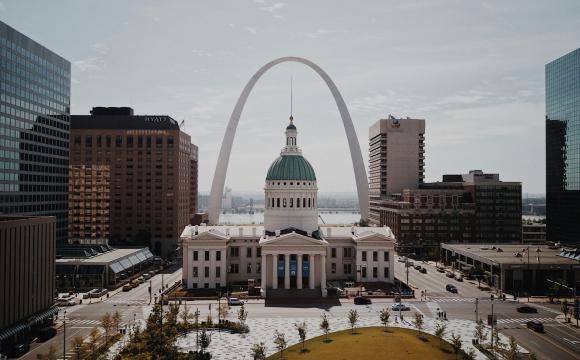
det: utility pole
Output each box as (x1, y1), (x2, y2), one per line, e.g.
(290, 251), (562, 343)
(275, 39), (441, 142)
(491, 301), (495, 357)
(475, 298), (479, 322)
(195, 308), (200, 354)
(63, 310), (67, 360)
(405, 259), (410, 288)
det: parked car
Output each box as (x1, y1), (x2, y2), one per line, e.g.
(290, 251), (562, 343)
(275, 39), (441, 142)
(446, 272), (455, 278)
(526, 320), (544, 332)
(398, 256), (407, 263)
(354, 296), (372, 305)
(414, 265), (422, 270)
(391, 303), (410, 311)
(143, 273), (152, 280)
(436, 267), (445, 273)
(455, 276), (463, 282)
(419, 268), (427, 274)
(517, 306), (538, 314)
(123, 284), (133, 292)
(37, 327), (57, 342)
(227, 297), (244, 306)
(9, 343), (30, 357)
(445, 284), (458, 293)
(56, 297), (75, 306)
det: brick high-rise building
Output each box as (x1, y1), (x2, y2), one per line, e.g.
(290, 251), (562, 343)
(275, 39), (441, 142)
(368, 116), (425, 226)
(190, 144), (198, 215)
(69, 107), (197, 257)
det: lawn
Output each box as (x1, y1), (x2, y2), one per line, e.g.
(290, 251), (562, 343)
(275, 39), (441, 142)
(266, 327), (462, 360)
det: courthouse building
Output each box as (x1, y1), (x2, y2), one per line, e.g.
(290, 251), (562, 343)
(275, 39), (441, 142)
(181, 117), (396, 297)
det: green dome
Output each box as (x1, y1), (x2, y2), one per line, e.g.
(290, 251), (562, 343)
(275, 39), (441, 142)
(266, 155), (316, 181)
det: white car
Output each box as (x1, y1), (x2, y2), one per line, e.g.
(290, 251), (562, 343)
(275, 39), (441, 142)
(56, 297), (76, 306)
(227, 297), (244, 306)
(391, 303), (410, 311)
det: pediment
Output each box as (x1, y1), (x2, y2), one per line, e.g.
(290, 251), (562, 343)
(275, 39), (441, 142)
(190, 228), (230, 242)
(260, 232), (327, 247)
(355, 230), (393, 243)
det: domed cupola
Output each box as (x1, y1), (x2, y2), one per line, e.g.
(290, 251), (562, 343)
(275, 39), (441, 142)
(264, 117), (318, 234)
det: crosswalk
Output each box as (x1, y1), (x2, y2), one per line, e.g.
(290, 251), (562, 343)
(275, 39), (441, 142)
(496, 317), (555, 325)
(67, 318), (127, 328)
(429, 297), (477, 303)
(106, 298), (149, 305)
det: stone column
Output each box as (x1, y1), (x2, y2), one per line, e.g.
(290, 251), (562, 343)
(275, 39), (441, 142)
(272, 254), (278, 290)
(309, 255), (316, 289)
(261, 254), (267, 297)
(356, 250), (362, 283)
(297, 254), (303, 289)
(320, 254), (327, 290)
(284, 254), (290, 289)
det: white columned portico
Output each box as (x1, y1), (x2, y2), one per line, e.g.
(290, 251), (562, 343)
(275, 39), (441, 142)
(261, 254), (267, 297)
(309, 255), (315, 289)
(284, 254), (290, 289)
(320, 254), (327, 297)
(297, 254), (303, 289)
(272, 254), (278, 289)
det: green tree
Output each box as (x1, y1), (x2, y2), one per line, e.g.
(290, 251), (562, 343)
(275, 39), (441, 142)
(294, 321), (307, 353)
(36, 345), (57, 360)
(320, 313), (330, 342)
(273, 330), (287, 360)
(100, 312), (114, 344)
(473, 319), (487, 344)
(505, 336), (519, 360)
(562, 299), (570, 322)
(434, 321), (446, 349)
(88, 327), (101, 359)
(379, 308), (391, 332)
(70, 335), (88, 359)
(348, 309), (359, 334)
(413, 313), (424, 336)
(471, 266), (485, 288)
(250, 342), (266, 360)
(463, 348), (476, 360)
(450, 332), (462, 354)
(198, 329), (211, 355)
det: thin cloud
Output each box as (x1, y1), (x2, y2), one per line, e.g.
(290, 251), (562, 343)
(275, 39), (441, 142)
(260, 2), (286, 12)
(246, 27), (257, 34)
(73, 57), (104, 72)
(0, 2), (5, 12)
(305, 28), (329, 39)
(91, 43), (109, 55)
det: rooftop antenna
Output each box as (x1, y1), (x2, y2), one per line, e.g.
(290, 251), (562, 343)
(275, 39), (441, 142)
(290, 76), (293, 120)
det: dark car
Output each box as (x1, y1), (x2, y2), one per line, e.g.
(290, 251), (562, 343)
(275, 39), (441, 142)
(354, 296), (372, 305)
(37, 327), (57, 342)
(517, 306), (538, 314)
(526, 320), (544, 332)
(445, 284), (458, 293)
(9, 343), (30, 357)
(419, 268), (427, 274)
(414, 265), (422, 270)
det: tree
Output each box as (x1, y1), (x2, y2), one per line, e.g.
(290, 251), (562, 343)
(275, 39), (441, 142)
(112, 310), (122, 333)
(181, 304), (193, 328)
(294, 321), (307, 353)
(273, 330), (287, 360)
(379, 308), (391, 332)
(238, 303), (248, 330)
(88, 327), (102, 359)
(450, 332), (462, 354)
(250, 342), (266, 360)
(562, 299), (570, 322)
(492, 329), (505, 353)
(471, 266), (485, 288)
(463, 348), (476, 360)
(36, 345), (57, 360)
(219, 303), (230, 323)
(528, 353), (538, 360)
(505, 336), (519, 360)
(320, 313), (330, 342)
(473, 319), (487, 344)
(348, 309), (359, 334)
(198, 329), (211, 355)
(434, 321), (446, 349)
(70, 335), (87, 359)
(100, 312), (114, 344)
(413, 313), (424, 336)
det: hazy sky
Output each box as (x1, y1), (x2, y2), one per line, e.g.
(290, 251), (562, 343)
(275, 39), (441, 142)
(2, 0), (579, 194)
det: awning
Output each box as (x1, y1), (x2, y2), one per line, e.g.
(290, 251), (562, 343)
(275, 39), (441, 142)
(110, 261), (125, 274)
(0, 322), (29, 340)
(29, 306), (59, 325)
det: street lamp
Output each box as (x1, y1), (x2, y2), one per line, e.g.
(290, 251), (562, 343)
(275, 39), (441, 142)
(62, 310), (67, 360)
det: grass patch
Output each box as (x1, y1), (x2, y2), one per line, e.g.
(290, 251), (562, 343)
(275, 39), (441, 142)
(267, 327), (461, 360)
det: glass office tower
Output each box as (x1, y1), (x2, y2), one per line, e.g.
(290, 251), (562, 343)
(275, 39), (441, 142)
(0, 21), (71, 243)
(546, 48), (580, 244)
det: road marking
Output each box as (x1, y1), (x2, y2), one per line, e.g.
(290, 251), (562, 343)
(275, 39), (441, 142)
(526, 328), (580, 359)
(562, 337), (580, 346)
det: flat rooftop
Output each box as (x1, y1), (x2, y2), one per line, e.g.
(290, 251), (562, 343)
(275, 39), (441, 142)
(441, 243), (579, 266)
(56, 248), (145, 264)
(181, 225), (394, 239)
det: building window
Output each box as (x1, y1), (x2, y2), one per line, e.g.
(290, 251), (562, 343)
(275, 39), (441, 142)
(216, 251), (221, 261)
(230, 263), (239, 274)
(343, 264), (352, 275)
(193, 251), (198, 261)
(373, 251), (378, 262)
(308, 198), (311, 207)
(116, 135), (122, 147)
(289, 198), (293, 208)
(343, 248), (353, 258)
(205, 251), (210, 261)
(246, 247), (252, 258)
(204, 283), (209, 289)
(257, 247), (261, 257)
(331, 248), (337, 258)
(331, 263), (336, 274)
(204, 267), (209, 278)
(373, 267), (378, 278)
(256, 262), (261, 273)
(297, 197), (301, 208)
(283, 198), (287, 208)
(277, 198), (280, 207)
(247, 263), (252, 274)
(192, 283), (198, 289)
(193, 267), (198, 278)
(362, 251), (367, 262)
(230, 247), (239, 257)
(362, 267), (367, 278)
(383, 267), (389, 279)
(383, 251), (389, 261)
(216, 266), (221, 278)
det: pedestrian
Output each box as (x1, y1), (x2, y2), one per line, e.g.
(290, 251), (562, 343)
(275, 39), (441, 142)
(444, 311), (447, 320)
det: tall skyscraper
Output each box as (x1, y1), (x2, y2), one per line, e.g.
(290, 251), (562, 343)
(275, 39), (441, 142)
(69, 107), (196, 257)
(0, 21), (71, 243)
(546, 48), (580, 244)
(368, 116), (425, 225)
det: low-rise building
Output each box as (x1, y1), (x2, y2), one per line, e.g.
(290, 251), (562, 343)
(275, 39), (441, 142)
(522, 220), (546, 244)
(441, 243), (580, 296)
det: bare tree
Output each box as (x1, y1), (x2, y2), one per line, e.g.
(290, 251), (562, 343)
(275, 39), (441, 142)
(379, 308), (391, 332)
(198, 329), (211, 355)
(505, 336), (519, 360)
(273, 330), (287, 360)
(180, 304), (193, 328)
(412, 313), (424, 336)
(70, 336), (87, 359)
(112, 310), (122, 333)
(562, 299), (570, 322)
(219, 303), (230, 323)
(320, 313), (330, 342)
(100, 312), (114, 344)
(434, 321), (446, 349)
(88, 327), (101, 359)
(238, 303), (248, 330)
(473, 319), (487, 344)
(348, 309), (359, 334)
(294, 321), (307, 353)
(36, 345), (57, 360)
(250, 342), (266, 360)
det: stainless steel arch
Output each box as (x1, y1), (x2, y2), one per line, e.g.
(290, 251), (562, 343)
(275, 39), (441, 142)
(207, 57), (369, 224)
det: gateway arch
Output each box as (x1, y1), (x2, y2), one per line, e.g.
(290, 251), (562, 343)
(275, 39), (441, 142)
(207, 56), (369, 224)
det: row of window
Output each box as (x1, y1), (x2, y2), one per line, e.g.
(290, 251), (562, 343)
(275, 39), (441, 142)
(359, 251), (390, 262)
(73, 135), (174, 148)
(267, 197), (314, 209)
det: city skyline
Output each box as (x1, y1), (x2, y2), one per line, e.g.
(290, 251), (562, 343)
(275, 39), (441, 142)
(2, 1), (579, 196)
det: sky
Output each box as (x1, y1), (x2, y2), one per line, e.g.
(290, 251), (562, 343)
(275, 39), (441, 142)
(2, 0), (579, 195)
